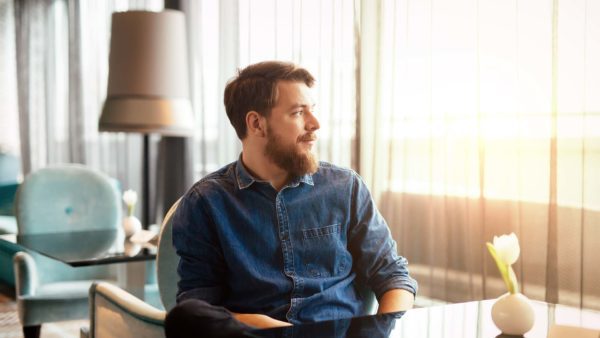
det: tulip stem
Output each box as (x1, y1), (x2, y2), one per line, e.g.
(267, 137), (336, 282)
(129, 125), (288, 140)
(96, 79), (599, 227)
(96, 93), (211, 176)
(508, 265), (519, 294)
(127, 204), (135, 217)
(486, 243), (517, 294)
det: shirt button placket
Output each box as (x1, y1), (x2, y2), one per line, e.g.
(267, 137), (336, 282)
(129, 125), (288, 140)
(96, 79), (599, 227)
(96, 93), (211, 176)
(276, 192), (298, 322)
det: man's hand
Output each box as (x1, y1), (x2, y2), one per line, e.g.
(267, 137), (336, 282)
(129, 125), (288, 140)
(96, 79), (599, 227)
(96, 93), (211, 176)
(376, 289), (414, 314)
(232, 312), (292, 329)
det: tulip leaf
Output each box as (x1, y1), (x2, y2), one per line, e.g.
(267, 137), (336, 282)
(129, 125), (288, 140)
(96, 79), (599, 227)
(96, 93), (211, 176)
(486, 242), (513, 293)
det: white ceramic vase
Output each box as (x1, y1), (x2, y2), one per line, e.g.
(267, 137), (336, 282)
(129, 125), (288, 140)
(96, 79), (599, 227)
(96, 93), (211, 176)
(124, 241), (142, 256)
(122, 215), (142, 237)
(491, 292), (535, 336)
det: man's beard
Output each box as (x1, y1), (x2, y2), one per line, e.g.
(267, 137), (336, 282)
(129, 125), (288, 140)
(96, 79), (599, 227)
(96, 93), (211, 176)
(264, 127), (319, 178)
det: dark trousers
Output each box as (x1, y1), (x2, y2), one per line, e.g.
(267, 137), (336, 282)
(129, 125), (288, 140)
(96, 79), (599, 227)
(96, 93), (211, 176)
(165, 299), (256, 338)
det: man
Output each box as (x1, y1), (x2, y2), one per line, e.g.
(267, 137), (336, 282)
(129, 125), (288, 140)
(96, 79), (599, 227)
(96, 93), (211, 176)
(169, 61), (417, 332)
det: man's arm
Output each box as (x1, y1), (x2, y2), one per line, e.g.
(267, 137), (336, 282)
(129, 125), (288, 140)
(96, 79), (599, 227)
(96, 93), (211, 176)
(232, 313), (292, 329)
(347, 173), (418, 311)
(376, 289), (414, 314)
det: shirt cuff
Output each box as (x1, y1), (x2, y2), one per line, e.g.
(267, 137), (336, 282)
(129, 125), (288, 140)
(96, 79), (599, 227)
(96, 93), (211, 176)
(373, 276), (418, 300)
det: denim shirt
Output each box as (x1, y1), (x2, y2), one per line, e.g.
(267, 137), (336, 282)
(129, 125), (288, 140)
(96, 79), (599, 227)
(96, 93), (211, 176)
(172, 158), (417, 324)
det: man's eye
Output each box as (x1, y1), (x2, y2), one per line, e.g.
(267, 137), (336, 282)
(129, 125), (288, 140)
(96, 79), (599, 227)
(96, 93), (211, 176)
(293, 110), (304, 115)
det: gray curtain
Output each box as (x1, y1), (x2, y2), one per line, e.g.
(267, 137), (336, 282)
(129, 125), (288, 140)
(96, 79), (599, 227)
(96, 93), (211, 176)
(11, 0), (163, 220)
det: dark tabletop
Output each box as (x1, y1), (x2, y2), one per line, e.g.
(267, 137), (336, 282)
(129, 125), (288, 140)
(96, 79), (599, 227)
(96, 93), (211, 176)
(0, 229), (156, 266)
(250, 299), (600, 338)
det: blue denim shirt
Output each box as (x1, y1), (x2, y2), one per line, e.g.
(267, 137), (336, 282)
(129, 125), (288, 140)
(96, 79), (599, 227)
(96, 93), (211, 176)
(172, 158), (417, 324)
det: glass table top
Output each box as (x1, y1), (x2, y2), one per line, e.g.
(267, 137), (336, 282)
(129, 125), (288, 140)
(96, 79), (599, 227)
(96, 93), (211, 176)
(0, 229), (156, 266)
(252, 299), (600, 338)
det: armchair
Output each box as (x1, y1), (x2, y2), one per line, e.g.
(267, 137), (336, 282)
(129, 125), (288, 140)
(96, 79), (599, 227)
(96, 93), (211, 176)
(0, 153), (20, 285)
(83, 199), (181, 338)
(13, 164), (121, 338)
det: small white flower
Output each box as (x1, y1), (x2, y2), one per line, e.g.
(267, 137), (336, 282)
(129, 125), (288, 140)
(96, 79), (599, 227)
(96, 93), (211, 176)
(487, 232), (521, 294)
(492, 232), (520, 266)
(123, 189), (138, 207)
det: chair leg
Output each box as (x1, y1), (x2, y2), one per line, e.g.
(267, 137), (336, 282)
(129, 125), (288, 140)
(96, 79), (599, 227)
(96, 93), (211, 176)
(23, 325), (41, 338)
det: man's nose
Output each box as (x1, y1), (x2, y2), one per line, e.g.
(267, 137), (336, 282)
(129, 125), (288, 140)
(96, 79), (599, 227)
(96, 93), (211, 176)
(305, 111), (320, 131)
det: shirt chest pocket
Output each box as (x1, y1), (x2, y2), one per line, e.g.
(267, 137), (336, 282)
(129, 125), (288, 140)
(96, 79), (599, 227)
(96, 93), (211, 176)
(302, 224), (341, 239)
(300, 223), (350, 278)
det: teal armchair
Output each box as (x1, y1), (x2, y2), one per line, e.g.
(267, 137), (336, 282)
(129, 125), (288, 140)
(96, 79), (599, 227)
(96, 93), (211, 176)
(13, 164), (121, 338)
(0, 152), (21, 227)
(0, 153), (20, 285)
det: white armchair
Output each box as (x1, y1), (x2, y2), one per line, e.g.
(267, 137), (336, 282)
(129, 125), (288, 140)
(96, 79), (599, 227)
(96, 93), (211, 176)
(85, 282), (165, 338)
(82, 199), (180, 338)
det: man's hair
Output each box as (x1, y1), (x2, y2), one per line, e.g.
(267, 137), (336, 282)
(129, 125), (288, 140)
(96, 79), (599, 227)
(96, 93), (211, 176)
(224, 61), (315, 139)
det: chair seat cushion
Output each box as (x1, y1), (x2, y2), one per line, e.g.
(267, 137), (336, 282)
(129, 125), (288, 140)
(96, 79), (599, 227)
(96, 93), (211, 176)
(18, 279), (118, 326)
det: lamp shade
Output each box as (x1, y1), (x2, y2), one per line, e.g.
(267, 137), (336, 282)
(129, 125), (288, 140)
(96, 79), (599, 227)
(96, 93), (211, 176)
(99, 10), (194, 136)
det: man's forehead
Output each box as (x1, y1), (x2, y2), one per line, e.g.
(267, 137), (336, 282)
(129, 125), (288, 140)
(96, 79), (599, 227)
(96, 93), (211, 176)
(275, 81), (314, 105)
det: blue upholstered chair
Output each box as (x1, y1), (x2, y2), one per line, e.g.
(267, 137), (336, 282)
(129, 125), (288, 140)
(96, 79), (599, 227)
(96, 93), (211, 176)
(82, 198), (181, 338)
(13, 164), (121, 338)
(0, 153), (20, 285)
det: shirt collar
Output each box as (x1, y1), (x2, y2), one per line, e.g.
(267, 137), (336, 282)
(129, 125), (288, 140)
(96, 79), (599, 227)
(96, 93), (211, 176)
(235, 156), (256, 189)
(235, 155), (315, 190)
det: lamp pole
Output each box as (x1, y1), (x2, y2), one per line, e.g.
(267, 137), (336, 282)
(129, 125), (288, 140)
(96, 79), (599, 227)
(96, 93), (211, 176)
(142, 134), (150, 229)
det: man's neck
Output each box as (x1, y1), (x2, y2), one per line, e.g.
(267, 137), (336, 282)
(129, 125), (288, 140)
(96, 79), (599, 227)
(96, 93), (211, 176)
(241, 147), (289, 191)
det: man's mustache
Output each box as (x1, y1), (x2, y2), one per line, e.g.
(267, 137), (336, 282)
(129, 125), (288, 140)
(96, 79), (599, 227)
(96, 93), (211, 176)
(298, 133), (317, 142)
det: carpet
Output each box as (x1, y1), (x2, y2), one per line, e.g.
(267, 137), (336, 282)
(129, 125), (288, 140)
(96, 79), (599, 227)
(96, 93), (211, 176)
(0, 290), (88, 338)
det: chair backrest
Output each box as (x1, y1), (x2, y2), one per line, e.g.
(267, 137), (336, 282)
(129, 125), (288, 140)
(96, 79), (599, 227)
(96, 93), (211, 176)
(15, 164), (121, 282)
(157, 198), (181, 311)
(15, 164), (121, 234)
(0, 153), (20, 185)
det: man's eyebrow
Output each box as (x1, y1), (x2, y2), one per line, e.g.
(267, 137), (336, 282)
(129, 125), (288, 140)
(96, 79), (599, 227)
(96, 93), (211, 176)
(287, 103), (316, 110)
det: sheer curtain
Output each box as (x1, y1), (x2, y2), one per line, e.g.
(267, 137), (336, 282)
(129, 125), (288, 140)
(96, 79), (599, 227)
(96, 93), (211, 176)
(8, 0), (163, 205)
(0, 0), (19, 159)
(5, 0), (356, 219)
(361, 0), (600, 309)
(182, 0), (357, 177)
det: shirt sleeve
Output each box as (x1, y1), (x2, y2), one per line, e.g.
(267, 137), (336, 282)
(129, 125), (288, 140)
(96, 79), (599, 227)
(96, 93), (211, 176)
(347, 172), (418, 299)
(172, 188), (227, 305)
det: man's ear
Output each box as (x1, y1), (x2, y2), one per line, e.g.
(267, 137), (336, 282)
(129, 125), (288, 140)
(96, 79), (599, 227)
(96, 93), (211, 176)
(246, 111), (267, 137)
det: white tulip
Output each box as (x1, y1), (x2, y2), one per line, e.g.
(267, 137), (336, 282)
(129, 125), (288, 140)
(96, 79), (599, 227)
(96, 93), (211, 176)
(493, 232), (520, 266)
(122, 189), (138, 207)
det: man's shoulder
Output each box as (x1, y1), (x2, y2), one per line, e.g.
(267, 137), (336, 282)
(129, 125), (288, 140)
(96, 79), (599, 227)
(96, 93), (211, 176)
(187, 162), (237, 197)
(316, 161), (358, 178)
(314, 162), (362, 187)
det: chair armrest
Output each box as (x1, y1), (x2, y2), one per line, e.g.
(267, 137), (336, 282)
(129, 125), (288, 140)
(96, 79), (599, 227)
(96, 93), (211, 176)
(89, 282), (166, 338)
(13, 251), (38, 296)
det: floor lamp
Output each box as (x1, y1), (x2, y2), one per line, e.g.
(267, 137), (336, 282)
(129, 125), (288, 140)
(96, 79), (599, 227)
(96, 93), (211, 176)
(98, 10), (194, 229)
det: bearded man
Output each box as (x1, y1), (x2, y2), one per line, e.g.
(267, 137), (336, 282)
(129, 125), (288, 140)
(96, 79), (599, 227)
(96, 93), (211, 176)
(167, 61), (417, 335)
